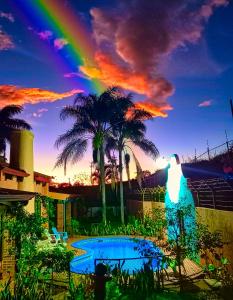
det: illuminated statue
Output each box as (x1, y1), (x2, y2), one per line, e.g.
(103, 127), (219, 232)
(165, 154), (196, 254)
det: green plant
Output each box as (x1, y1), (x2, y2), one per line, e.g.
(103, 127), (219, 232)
(71, 218), (80, 236)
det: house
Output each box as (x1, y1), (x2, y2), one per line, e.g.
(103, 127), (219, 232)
(0, 129), (74, 277)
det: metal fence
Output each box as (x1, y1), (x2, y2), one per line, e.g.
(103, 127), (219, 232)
(94, 254), (203, 286)
(188, 178), (233, 210)
(126, 178), (233, 211)
(192, 140), (233, 162)
(95, 256), (163, 274)
(126, 186), (166, 202)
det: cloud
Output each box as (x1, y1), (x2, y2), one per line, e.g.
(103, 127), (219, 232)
(64, 71), (90, 80)
(81, 52), (173, 116)
(81, 0), (228, 117)
(0, 30), (14, 50)
(54, 38), (68, 50)
(0, 12), (14, 22)
(198, 100), (212, 107)
(38, 30), (53, 40)
(0, 85), (83, 107)
(32, 108), (49, 118)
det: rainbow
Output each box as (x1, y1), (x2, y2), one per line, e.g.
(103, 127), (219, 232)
(16, 0), (104, 94)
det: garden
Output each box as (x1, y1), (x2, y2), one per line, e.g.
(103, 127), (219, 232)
(0, 201), (233, 300)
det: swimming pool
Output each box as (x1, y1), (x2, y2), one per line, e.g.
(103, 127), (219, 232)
(70, 237), (163, 274)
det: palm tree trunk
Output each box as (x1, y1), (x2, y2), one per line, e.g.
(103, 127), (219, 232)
(125, 164), (132, 190)
(119, 149), (124, 224)
(99, 144), (106, 224)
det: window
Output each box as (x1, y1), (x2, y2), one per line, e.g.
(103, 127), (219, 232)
(5, 174), (13, 180)
(17, 176), (23, 182)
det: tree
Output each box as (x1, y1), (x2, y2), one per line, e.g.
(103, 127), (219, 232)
(55, 87), (122, 224)
(107, 94), (159, 224)
(0, 105), (31, 158)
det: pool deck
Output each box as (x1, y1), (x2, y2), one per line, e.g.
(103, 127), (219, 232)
(68, 235), (203, 283)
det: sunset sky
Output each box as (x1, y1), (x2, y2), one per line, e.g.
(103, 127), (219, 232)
(0, 0), (233, 182)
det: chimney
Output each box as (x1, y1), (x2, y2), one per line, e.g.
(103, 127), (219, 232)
(10, 130), (34, 193)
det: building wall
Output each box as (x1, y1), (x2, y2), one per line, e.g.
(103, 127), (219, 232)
(0, 174), (18, 190)
(34, 182), (49, 195)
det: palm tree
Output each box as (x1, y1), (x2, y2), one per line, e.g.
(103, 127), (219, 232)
(0, 105), (31, 159)
(107, 95), (159, 224)
(54, 87), (122, 224)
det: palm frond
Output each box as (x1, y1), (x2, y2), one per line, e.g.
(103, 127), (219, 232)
(132, 152), (143, 188)
(60, 106), (80, 121)
(129, 108), (153, 121)
(132, 138), (159, 159)
(0, 138), (6, 156)
(54, 125), (87, 148)
(3, 119), (32, 130)
(0, 105), (23, 118)
(54, 139), (88, 170)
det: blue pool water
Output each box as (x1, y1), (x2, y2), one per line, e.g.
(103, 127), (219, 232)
(70, 237), (163, 274)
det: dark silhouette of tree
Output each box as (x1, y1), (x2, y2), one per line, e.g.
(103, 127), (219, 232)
(0, 105), (31, 159)
(54, 87), (123, 224)
(107, 93), (159, 224)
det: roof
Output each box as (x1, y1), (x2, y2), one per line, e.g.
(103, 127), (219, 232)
(0, 188), (35, 206)
(0, 162), (53, 181)
(0, 162), (29, 177)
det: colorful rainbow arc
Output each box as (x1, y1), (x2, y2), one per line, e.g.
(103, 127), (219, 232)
(19, 0), (104, 94)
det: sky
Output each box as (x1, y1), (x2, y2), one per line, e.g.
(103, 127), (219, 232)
(0, 0), (233, 183)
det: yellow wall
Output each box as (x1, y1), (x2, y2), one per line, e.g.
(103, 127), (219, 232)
(10, 130), (34, 193)
(48, 191), (70, 201)
(127, 200), (233, 266)
(10, 130), (35, 213)
(0, 174), (18, 190)
(34, 182), (49, 196)
(197, 207), (233, 264)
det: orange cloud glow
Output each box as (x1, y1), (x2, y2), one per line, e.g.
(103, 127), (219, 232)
(136, 102), (172, 118)
(80, 52), (173, 117)
(0, 85), (83, 107)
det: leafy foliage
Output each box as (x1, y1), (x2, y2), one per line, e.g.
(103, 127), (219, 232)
(0, 105), (31, 156)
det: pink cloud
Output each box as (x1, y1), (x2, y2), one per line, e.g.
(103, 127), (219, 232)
(64, 71), (90, 80)
(0, 30), (14, 50)
(0, 12), (14, 22)
(32, 108), (49, 118)
(54, 38), (68, 50)
(38, 30), (53, 40)
(198, 100), (212, 107)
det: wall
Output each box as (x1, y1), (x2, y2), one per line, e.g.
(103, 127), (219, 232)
(0, 175), (18, 190)
(127, 200), (233, 265)
(197, 207), (233, 265)
(34, 182), (49, 196)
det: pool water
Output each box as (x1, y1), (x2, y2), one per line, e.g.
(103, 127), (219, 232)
(70, 237), (163, 274)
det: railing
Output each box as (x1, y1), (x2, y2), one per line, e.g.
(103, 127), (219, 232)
(94, 255), (164, 274)
(126, 178), (233, 211)
(192, 140), (233, 162)
(188, 178), (233, 210)
(126, 186), (165, 202)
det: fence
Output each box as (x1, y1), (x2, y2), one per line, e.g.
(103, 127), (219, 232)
(95, 256), (163, 274)
(94, 253), (203, 286)
(126, 186), (166, 202)
(188, 178), (233, 210)
(192, 139), (233, 162)
(126, 178), (233, 211)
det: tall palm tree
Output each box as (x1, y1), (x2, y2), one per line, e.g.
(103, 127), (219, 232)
(107, 95), (159, 224)
(54, 87), (122, 224)
(0, 105), (31, 159)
